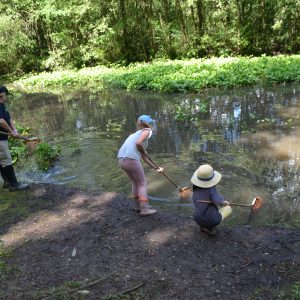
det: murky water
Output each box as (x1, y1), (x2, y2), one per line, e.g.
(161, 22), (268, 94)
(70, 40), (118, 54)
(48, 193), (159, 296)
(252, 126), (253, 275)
(10, 84), (300, 228)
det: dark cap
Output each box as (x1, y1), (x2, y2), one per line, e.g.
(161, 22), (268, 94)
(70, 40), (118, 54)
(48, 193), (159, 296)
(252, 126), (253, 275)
(0, 86), (12, 95)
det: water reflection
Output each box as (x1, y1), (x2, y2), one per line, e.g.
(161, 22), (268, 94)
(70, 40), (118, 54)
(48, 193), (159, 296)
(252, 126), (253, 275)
(11, 84), (300, 228)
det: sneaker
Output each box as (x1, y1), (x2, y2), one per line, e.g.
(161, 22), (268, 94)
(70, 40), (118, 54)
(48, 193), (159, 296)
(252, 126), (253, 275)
(140, 202), (157, 216)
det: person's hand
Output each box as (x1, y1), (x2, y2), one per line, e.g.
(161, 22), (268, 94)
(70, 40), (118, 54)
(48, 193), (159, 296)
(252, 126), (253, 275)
(11, 130), (19, 138)
(223, 200), (231, 206)
(156, 167), (164, 173)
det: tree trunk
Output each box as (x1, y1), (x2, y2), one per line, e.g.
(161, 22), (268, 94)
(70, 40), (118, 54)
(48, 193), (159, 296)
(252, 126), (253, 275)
(196, 0), (204, 36)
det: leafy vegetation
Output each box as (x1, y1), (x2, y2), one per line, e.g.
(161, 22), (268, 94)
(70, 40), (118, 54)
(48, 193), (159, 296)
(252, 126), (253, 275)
(13, 55), (300, 93)
(8, 125), (33, 164)
(34, 142), (61, 171)
(291, 284), (300, 300)
(250, 284), (300, 300)
(8, 124), (61, 171)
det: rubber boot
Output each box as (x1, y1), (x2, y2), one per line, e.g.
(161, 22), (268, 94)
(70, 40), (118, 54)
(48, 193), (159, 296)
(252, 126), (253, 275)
(133, 197), (153, 212)
(139, 201), (157, 216)
(0, 165), (9, 189)
(219, 206), (232, 221)
(3, 165), (29, 192)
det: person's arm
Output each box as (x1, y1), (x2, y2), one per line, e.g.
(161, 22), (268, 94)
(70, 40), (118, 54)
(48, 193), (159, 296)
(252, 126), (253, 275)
(8, 118), (19, 136)
(0, 107), (18, 137)
(136, 129), (164, 172)
(136, 129), (150, 155)
(0, 118), (15, 135)
(210, 187), (230, 206)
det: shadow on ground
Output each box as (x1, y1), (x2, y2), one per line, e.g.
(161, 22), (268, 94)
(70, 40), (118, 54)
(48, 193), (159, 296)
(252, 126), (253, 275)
(0, 184), (299, 299)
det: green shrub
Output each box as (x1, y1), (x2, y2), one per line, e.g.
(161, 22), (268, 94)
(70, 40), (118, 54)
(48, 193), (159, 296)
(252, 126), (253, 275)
(14, 55), (300, 93)
(34, 142), (61, 171)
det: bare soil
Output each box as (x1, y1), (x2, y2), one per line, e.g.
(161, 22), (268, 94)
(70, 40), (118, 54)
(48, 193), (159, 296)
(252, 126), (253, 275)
(0, 184), (299, 300)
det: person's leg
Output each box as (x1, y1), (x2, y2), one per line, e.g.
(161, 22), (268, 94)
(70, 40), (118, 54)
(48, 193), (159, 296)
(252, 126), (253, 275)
(0, 165), (9, 188)
(194, 214), (216, 235)
(0, 141), (9, 187)
(126, 160), (156, 216)
(0, 140), (29, 191)
(120, 159), (140, 211)
(119, 158), (156, 216)
(219, 206), (232, 221)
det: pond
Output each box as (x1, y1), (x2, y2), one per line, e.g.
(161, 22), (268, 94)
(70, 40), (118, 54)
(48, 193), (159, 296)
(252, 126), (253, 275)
(10, 83), (300, 228)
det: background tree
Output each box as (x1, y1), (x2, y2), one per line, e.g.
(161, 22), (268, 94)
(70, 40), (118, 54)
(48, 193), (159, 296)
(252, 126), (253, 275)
(0, 0), (299, 76)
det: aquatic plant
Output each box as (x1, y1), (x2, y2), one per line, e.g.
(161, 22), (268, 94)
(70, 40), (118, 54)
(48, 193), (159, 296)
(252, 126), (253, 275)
(7, 124), (61, 171)
(8, 124), (31, 163)
(175, 98), (209, 123)
(34, 142), (61, 171)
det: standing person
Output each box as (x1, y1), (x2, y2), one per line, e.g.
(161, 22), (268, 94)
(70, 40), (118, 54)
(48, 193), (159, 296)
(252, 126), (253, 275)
(118, 115), (164, 216)
(191, 164), (231, 236)
(0, 85), (29, 191)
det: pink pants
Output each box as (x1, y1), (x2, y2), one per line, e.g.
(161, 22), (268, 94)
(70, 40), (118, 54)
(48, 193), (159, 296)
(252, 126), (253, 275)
(119, 158), (147, 200)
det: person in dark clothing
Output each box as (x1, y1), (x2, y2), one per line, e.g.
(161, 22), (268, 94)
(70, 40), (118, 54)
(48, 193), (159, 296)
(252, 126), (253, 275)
(191, 164), (231, 236)
(0, 85), (29, 191)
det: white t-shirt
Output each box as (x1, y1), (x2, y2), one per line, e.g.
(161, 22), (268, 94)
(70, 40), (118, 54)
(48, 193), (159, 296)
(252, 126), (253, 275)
(118, 128), (152, 160)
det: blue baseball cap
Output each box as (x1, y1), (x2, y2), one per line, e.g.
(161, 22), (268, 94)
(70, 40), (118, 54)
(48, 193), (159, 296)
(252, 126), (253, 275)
(138, 115), (154, 125)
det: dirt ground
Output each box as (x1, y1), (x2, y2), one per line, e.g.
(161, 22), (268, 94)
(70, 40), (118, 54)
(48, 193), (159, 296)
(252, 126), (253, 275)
(0, 184), (299, 300)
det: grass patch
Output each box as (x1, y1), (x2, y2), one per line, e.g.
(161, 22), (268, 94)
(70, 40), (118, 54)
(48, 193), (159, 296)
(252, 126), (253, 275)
(0, 241), (19, 281)
(248, 283), (300, 300)
(291, 283), (300, 300)
(0, 191), (41, 230)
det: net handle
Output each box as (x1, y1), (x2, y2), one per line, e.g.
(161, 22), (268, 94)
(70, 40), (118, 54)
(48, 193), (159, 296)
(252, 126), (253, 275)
(0, 130), (40, 142)
(197, 197), (262, 209)
(145, 154), (184, 190)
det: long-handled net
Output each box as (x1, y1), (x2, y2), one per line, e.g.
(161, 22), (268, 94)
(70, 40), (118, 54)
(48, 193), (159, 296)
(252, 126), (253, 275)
(146, 155), (192, 199)
(0, 131), (41, 155)
(23, 138), (41, 155)
(250, 196), (263, 212)
(197, 196), (263, 212)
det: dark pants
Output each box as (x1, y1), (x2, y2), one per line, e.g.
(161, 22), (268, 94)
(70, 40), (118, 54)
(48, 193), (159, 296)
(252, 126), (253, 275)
(194, 205), (222, 230)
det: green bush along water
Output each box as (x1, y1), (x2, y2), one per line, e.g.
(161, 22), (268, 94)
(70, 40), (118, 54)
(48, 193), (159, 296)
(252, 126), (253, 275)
(13, 56), (300, 93)
(8, 125), (61, 171)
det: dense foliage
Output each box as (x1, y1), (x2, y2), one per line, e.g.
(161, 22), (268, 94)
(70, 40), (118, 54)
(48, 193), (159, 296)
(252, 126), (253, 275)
(15, 55), (300, 93)
(0, 0), (299, 76)
(8, 124), (61, 171)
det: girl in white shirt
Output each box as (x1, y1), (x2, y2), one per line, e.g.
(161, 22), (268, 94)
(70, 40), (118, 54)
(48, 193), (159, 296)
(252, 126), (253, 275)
(118, 115), (163, 216)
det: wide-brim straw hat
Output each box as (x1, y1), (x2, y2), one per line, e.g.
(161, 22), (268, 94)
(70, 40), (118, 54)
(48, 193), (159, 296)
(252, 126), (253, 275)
(191, 164), (222, 188)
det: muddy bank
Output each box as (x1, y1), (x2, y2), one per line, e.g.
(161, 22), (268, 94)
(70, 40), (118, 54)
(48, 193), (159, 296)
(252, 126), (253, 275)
(0, 184), (299, 300)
